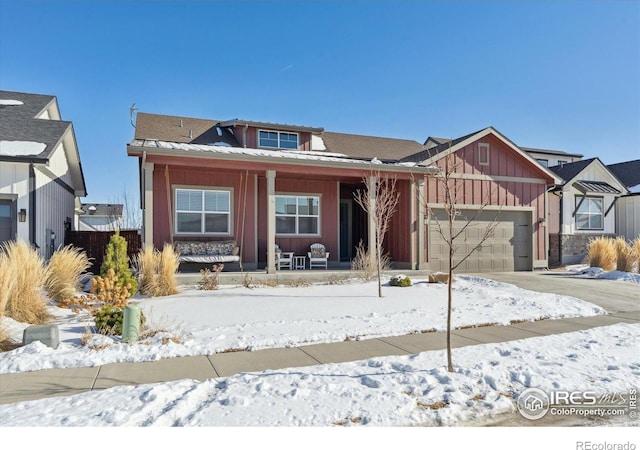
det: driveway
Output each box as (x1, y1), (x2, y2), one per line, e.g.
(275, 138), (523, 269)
(474, 271), (639, 315)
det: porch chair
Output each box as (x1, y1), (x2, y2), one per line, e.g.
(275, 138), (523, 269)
(308, 243), (330, 269)
(275, 244), (293, 270)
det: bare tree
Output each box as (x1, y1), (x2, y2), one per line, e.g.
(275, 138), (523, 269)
(354, 171), (400, 298)
(108, 190), (142, 231)
(422, 150), (500, 372)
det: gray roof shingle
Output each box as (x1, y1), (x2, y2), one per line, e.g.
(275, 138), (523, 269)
(607, 159), (640, 189)
(0, 90), (71, 161)
(548, 158), (598, 183)
(320, 131), (424, 160)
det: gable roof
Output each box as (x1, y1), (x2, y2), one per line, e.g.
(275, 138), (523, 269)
(0, 90), (87, 196)
(403, 129), (484, 163)
(0, 90), (71, 162)
(79, 203), (123, 217)
(548, 158), (598, 183)
(606, 159), (640, 189)
(320, 131), (424, 160)
(549, 157), (628, 194)
(402, 126), (562, 185)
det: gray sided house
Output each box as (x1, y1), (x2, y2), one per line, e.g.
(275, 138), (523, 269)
(548, 158), (628, 265)
(0, 90), (86, 258)
(607, 159), (640, 241)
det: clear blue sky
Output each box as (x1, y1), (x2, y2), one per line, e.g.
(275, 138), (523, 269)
(1, 1), (638, 204)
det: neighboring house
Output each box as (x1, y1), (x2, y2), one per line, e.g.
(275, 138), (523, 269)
(521, 146), (583, 168)
(77, 203), (123, 231)
(547, 158), (628, 265)
(607, 159), (640, 241)
(0, 90), (87, 258)
(128, 112), (559, 273)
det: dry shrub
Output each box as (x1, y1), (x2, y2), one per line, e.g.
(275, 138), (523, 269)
(613, 237), (635, 273)
(198, 264), (223, 290)
(0, 252), (14, 317)
(285, 277), (311, 288)
(634, 238), (640, 274)
(351, 240), (390, 281)
(137, 244), (180, 296)
(90, 269), (131, 307)
(44, 245), (91, 301)
(0, 240), (51, 324)
(587, 237), (616, 271)
(157, 244), (180, 295)
(136, 244), (157, 295)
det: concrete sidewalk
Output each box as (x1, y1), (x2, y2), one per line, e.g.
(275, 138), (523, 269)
(1, 311), (638, 405)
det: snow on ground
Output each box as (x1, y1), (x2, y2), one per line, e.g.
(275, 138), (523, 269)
(1, 323), (638, 426)
(0, 276), (606, 374)
(0, 140), (46, 156)
(565, 265), (640, 283)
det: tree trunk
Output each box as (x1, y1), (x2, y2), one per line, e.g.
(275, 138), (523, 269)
(377, 237), (382, 298)
(447, 262), (453, 372)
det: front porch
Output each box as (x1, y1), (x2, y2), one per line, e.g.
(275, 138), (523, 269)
(141, 154), (432, 274)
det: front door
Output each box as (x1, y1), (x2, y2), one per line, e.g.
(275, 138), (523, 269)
(339, 200), (353, 262)
(0, 199), (16, 245)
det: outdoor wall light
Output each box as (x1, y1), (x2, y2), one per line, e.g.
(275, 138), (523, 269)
(50, 231), (56, 242)
(18, 209), (26, 222)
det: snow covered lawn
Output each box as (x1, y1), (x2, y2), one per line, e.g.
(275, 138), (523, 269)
(0, 275), (606, 374)
(1, 323), (638, 426)
(565, 265), (640, 283)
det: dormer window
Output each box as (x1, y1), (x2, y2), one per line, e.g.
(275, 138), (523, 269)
(259, 130), (299, 150)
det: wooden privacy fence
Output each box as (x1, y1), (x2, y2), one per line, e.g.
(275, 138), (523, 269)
(64, 230), (142, 274)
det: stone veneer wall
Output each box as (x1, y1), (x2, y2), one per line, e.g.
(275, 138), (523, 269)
(560, 233), (617, 266)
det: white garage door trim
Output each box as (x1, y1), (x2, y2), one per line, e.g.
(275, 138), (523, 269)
(426, 205), (534, 273)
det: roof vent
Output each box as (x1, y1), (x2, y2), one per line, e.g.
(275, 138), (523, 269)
(189, 129), (193, 139)
(88, 205), (97, 215)
(179, 119), (183, 128)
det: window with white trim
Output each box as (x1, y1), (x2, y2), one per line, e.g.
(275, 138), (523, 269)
(537, 159), (549, 167)
(259, 130), (299, 149)
(276, 195), (319, 235)
(175, 188), (231, 234)
(575, 197), (603, 230)
(478, 143), (490, 166)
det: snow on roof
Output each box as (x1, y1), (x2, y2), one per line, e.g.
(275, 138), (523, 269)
(311, 134), (327, 151)
(0, 140), (46, 156)
(131, 139), (428, 169)
(0, 99), (24, 106)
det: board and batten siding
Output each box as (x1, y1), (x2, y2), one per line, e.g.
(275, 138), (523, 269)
(616, 195), (640, 241)
(257, 175), (338, 264)
(152, 165), (258, 265)
(423, 134), (549, 267)
(0, 162), (30, 242)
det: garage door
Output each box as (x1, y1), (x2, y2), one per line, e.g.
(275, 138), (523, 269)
(428, 209), (532, 272)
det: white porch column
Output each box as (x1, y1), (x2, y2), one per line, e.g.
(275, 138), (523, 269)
(417, 179), (426, 269)
(410, 179), (417, 270)
(143, 162), (154, 247)
(266, 170), (276, 274)
(368, 175), (377, 268)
